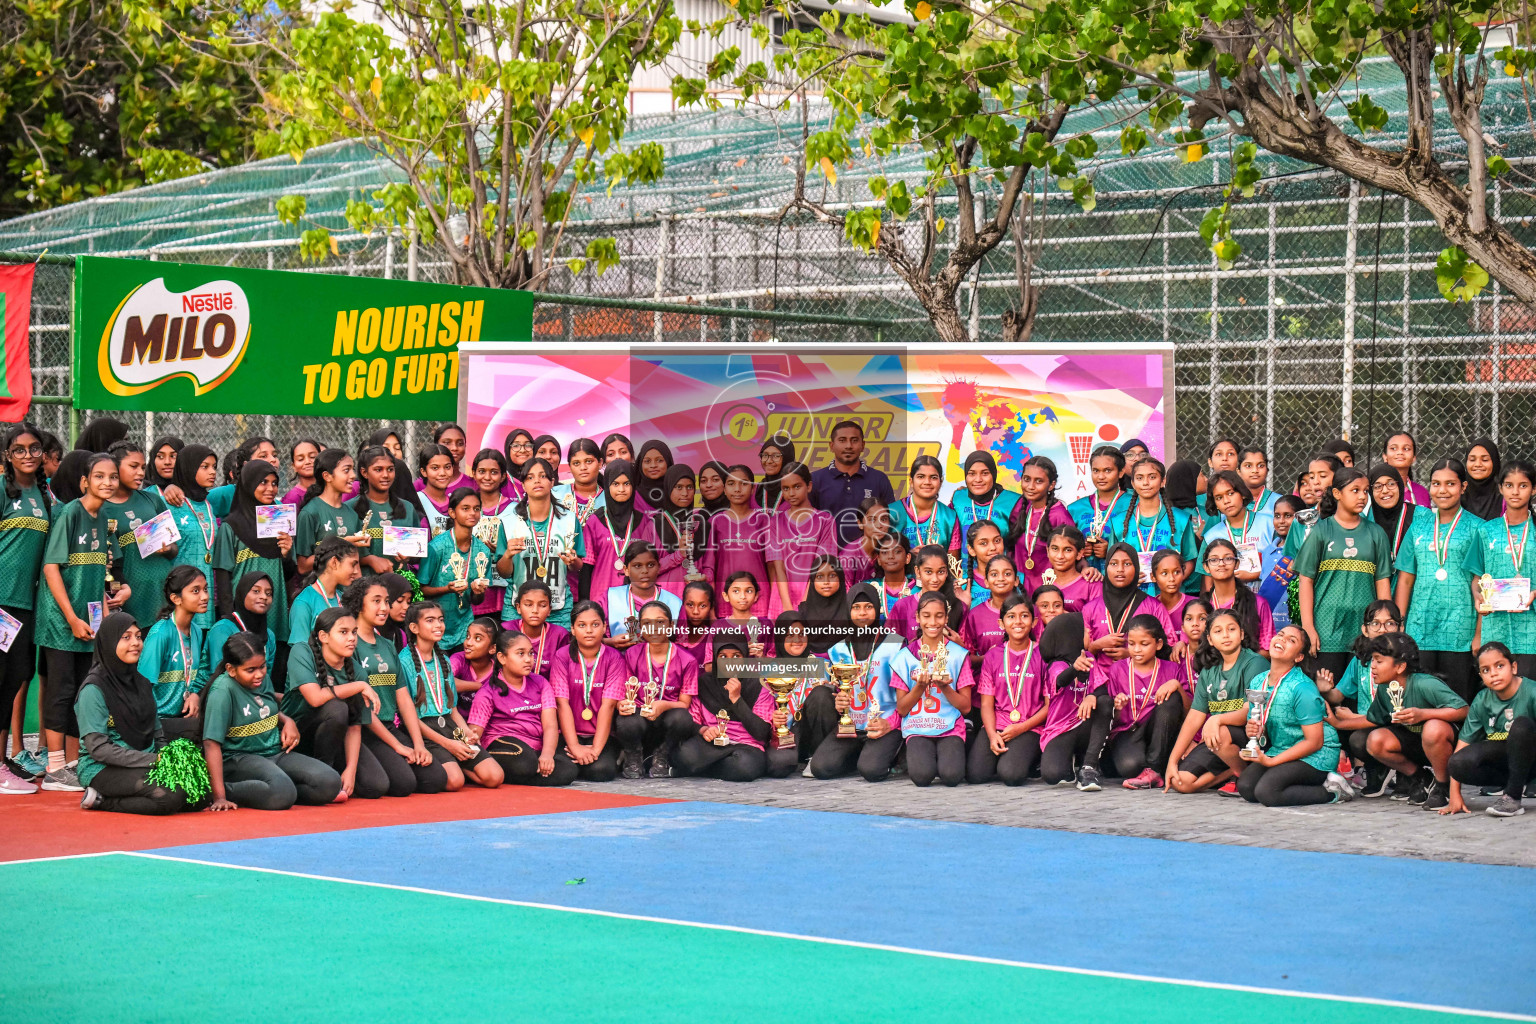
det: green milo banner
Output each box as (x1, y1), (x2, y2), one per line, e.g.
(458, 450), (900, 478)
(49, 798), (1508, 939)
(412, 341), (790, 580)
(73, 255), (534, 418)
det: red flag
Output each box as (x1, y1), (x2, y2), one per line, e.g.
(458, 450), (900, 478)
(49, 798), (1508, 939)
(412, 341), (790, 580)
(0, 265), (34, 422)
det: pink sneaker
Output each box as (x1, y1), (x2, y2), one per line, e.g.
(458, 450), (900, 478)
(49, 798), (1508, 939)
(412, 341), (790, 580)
(1122, 767), (1163, 790)
(0, 763), (38, 794)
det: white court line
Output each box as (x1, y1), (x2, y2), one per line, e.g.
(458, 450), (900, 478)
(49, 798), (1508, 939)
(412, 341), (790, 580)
(123, 850), (1532, 1022)
(0, 850), (121, 868)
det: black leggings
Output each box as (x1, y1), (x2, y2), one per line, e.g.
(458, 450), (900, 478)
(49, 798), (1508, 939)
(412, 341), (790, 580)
(967, 731), (1042, 785)
(1418, 650), (1476, 703)
(1107, 698), (1185, 778)
(807, 729), (905, 781)
(674, 736), (796, 781)
(222, 751), (343, 809)
(1041, 698), (1113, 785)
(906, 734), (965, 787)
(1238, 759), (1331, 806)
(797, 686), (840, 763)
(485, 735), (579, 786)
(41, 647), (93, 737)
(360, 728), (449, 797)
(292, 696), (388, 799)
(89, 765), (191, 815)
(612, 707), (696, 753)
(1448, 717), (1536, 799)
(0, 607), (33, 736)
(562, 738), (620, 782)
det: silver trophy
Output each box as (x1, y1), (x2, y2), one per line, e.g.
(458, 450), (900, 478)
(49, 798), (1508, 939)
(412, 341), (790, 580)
(1241, 685), (1266, 760)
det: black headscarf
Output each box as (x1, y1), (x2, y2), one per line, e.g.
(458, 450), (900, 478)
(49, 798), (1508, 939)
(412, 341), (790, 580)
(76, 417), (129, 453)
(1040, 610), (1086, 667)
(1164, 460), (1201, 510)
(173, 443), (216, 503)
(695, 633), (769, 743)
(226, 459), (284, 559)
(84, 611), (157, 750)
(1367, 463), (1406, 545)
(772, 610), (815, 661)
(147, 436), (184, 489)
(531, 434), (561, 471)
(1101, 541), (1144, 627)
(698, 460), (732, 514)
(388, 457), (420, 515)
(758, 438), (796, 508)
(846, 581), (890, 660)
(365, 427), (400, 450)
(1463, 438), (1504, 520)
(654, 464), (706, 556)
(635, 440), (674, 508)
(1325, 438), (1357, 464)
(797, 553), (850, 654)
(962, 451), (1002, 502)
(52, 449), (93, 504)
(503, 427), (534, 481)
(378, 572), (413, 647)
(600, 460), (639, 535)
(225, 570), (272, 641)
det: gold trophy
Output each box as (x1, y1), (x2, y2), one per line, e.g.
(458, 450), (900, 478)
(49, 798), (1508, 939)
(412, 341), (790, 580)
(713, 708), (731, 746)
(622, 676), (640, 714)
(641, 677), (661, 717)
(828, 663), (859, 739)
(947, 553), (965, 582)
(448, 551), (468, 608)
(1387, 680), (1405, 716)
(624, 614), (641, 642)
(474, 550), (490, 587)
(452, 726), (481, 757)
(1479, 573), (1496, 614)
(763, 677), (798, 750)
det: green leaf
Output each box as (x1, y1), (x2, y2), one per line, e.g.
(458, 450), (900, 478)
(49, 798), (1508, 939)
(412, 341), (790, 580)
(275, 194), (307, 225)
(1436, 246), (1490, 302)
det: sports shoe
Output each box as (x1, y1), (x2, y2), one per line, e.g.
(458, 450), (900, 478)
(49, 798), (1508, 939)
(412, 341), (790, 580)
(1407, 772), (1431, 806)
(0, 763), (37, 794)
(1122, 767), (1163, 790)
(1526, 780), (1536, 799)
(620, 748), (643, 780)
(1075, 766), (1102, 792)
(1388, 772), (1418, 801)
(1360, 766), (1394, 798)
(648, 746), (671, 779)
(1421, 778), (1449, 811)
(1216, 778), (1241, 797)
(12, 749), (45, 779)
(1487, 793), (1526, 817)
(1323, 771), (1356, 802)
(802, 761), (814, 778)
(40, 766), (83, 792)
(80, 786), (101, 810)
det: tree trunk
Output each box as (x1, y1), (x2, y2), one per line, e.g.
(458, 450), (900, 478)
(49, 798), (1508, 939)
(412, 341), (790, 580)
(926, 294), (971, 343)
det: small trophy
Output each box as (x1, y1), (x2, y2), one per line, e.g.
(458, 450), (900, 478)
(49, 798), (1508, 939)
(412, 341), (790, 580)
(713, 708), (731, 746)
(624, 614), (641, 642)
(1088, 508), (1107, 544)
(641, 677), (661, 717)
(474, 550), (490, 586)
(1387, 680), (1405, 716)
(931, 648), (952, 689)
(947, 553), (965, 583)
(622, 676), (640, 714)
(452, 726), (481, 758)
(763, 677), (798, 749)
(828, 663), (859, 739)
(448, 551), (468, 607)
(1241, 685), (1266, 760)
(1479, 573), (1496, 614)
(681, 518), (706, 582)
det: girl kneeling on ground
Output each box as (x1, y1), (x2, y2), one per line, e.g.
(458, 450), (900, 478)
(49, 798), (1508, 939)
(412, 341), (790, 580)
(202, 631), (342, 810)
(1235, 625), (1353, 807)
(889, 592), (974, 787)
(467, 630), (577, 786)
(397, 601), (504, 791)
(673, 633), (791, 781)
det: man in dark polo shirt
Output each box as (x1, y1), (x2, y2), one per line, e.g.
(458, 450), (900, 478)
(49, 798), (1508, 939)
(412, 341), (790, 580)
(811, 420), (895, 547)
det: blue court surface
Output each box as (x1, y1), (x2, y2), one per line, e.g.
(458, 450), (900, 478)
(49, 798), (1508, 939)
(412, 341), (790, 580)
(146, 801), (1535, 1019)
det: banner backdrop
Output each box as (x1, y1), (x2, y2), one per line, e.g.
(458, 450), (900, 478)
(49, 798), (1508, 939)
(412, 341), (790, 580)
(73, 256), (534, 418)
(459, 343), (1174, 500)
(0, 264), (36, 422)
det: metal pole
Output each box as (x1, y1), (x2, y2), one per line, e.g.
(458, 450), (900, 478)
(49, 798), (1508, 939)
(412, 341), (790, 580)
(1266, 203), (1277, 466)
(385, 233), (395, 280)
(1340, 181), (1360, 439)
(1492, 180), (1503, 444)
(653, 217), (670, 344)
(968, 195), (984, 342)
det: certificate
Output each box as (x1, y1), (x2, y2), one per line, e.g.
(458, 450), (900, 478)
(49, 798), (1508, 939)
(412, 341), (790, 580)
(133, 509), (182, 558)
(1236, 541), (1261, 575)
(383, 525), (428, 558)
(256, 503), (297, 539)
(1482, 576), (1531, 613)
(0, 607), (20, 652)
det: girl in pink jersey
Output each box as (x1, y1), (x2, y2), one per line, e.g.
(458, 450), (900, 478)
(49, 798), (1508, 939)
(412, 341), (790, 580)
(468, 630), (576, 786)
(969, 594), (1049, 785)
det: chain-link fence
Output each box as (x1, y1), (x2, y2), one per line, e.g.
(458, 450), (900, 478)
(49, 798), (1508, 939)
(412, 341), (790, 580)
(3, 57), (1534, 484)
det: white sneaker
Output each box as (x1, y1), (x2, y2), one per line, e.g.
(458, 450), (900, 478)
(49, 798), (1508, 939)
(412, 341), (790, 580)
(0, 763), (37, 794)
(80, 786), (102, 810)
(1324, 771), (1356, 802)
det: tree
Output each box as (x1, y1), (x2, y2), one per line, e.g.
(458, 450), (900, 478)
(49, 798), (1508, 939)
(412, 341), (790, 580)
(232, 0), (680, 289)
(0, 0), (273, 218)
(723, 0), (1536, 339)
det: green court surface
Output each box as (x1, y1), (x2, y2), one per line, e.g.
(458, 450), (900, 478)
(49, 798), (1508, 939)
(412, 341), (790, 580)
(3, 852), (1507, 1023)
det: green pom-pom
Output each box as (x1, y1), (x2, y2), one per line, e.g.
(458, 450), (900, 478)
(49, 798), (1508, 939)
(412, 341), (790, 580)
(398, 567), (424, 602)
(144, 737), (211, 804)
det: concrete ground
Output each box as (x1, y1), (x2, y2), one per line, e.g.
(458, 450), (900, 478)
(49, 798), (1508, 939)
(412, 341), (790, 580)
(572, 775), (1536, 867)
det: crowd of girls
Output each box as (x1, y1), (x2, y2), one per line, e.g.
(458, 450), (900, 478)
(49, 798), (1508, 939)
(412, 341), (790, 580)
(2, 418), (1531, 820)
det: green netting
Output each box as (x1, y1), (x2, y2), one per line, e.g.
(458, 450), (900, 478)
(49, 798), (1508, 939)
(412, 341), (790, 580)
(0, 57), (1533, 480)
